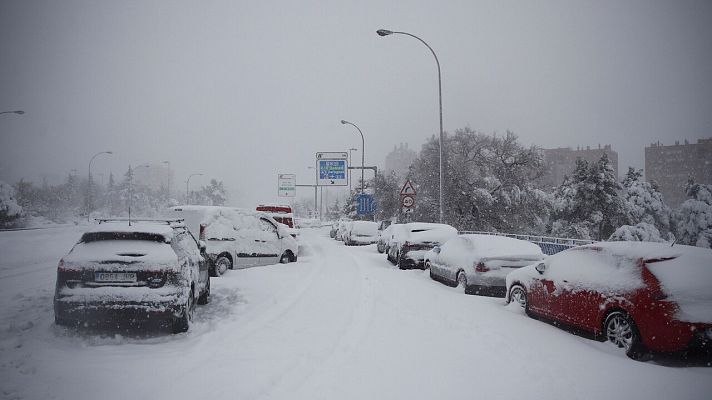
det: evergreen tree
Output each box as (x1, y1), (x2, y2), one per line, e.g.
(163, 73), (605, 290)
(619, 167), (671, 238)
(673, 179), (712, 248)
(550, 154), (629, 240)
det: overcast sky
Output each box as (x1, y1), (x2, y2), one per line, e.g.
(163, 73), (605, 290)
(1, 0), (711, 206)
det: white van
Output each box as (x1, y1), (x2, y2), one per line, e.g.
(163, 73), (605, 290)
(167, 205), (299, 276)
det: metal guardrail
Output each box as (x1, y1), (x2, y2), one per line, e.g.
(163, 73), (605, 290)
(458, 231), (596, 255)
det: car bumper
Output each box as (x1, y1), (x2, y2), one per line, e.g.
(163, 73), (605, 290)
(464, 273), (507, 297)
(54, 287), (185, 325)
(465, 284), (507, 298)
(349, 237), (377, 245)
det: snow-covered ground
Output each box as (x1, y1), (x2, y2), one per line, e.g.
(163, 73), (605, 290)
(1, 226), (710, 400)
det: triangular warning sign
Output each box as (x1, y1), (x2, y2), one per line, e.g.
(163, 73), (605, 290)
(400, 179), (417, 195)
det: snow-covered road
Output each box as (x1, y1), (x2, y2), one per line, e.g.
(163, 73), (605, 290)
(1, 226), (710, 400)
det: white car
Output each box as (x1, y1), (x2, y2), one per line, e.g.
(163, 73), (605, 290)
(335, 220), (351, 241)
(344, 221), (379, 246)
(425, 234), (545, 297)
(386, 223), (458, 269)
(168, 205), (299, 276)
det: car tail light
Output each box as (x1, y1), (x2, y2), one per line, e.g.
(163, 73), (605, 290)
(475, 262), (489, 273)
(56, 259), (82, 288)
(199, 223), (207, 240)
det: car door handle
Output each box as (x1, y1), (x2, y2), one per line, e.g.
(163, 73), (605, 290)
(562, 280), (569, 283)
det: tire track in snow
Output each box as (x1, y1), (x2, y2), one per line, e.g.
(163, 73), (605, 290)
(255, 236), (376, 400)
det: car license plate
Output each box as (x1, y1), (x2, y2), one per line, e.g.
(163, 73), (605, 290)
(95, 272), (137, 283)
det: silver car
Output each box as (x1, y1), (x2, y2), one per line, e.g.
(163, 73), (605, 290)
(425, 234), (544, 297)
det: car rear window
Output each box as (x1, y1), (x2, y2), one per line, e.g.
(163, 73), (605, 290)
(81, 232), (168, 243)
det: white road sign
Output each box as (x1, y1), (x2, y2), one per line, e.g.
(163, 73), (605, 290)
(278, 174), (296, 197)
(401, 195), (415, 208)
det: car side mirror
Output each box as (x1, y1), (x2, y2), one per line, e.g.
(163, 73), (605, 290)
(535, 262), (546, 275)
(198, 240), (207, 252)
(433, 246), (441, 254)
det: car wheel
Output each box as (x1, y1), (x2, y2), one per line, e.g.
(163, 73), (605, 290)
(508, 285), (527, 308)
(604, 311), (649, 360)
(427, 262), (437, 280)
(280, 252), (291, 264)
(396, 252), (406, 270)
(214, 256), (231, 277)
(173, 289), (194, 334)
(197, 277), (210, 305)
(456, 271), (467, 293)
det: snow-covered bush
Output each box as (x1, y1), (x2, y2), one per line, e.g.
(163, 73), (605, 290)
(608, 222), (666, 243)
(0, 181), (24, 228)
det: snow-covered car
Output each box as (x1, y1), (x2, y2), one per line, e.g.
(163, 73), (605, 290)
(425, 235), (545, 297)
(53, 219), (210, 333)
(329, 221), (339, 239)
(343, 221), (379, 246)
(379, 223), (406, 255)
(168, 205), (298, 276)
(387, 223), (458, 269)
(377, 224), (394, 253)
(505, 242), (712, 360)
(335, 220), (351, 241)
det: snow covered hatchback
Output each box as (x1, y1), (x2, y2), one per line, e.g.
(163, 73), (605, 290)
(505, 242), (712, 360)
(387, 223), (458, 269)
(344, 221), (379, 246)
(425, 234), (544, 297)
(53, 220), (210, 333)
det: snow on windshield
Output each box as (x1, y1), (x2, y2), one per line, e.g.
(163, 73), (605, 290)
(63, 239), (178, 271)
(351, 221), (378, 235)
(404, 223), (457, 244)
(436, 235), (544, 269)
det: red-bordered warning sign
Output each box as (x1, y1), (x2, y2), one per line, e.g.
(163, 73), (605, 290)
(400, 180), (416, 196)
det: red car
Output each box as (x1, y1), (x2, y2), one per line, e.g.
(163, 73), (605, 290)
(505, 242), (712, 360)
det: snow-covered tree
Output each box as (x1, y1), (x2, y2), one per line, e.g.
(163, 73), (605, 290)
(550, 154), (629, 240)
(620, 167), (671, 237)
(409, 128), (550, 232)
(200, 179), (228, 206)
(0, 180), (23, 228)
(673, 179), (712, 248)
(371, 170), (401, 221)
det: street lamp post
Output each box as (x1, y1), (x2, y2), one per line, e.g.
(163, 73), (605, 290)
(186, 173), (203, 204)
(87, 151), (113, 221)
(340, 120), (365, 195)
(348, 147), (358, 192)
(0, 110), (24, 116)
(162, 161), (171, 199)
(377, 28), (444, 223)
